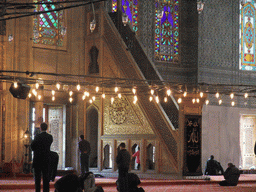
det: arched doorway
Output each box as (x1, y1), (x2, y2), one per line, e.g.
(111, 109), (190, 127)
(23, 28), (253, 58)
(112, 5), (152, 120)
(87, 106), (98, 168)
(103, 144), (113, 169)
(131, 144), (140, 170)
(146, 143), (155, 170)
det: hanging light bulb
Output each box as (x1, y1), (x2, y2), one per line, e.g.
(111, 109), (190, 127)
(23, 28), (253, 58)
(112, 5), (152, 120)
(56, 82), (61, 90)
(89, 99), (93, 103)
(200, 92), (204, 98)
(28, 93), (32, 98)
(82, 95), (86, 100)
(69, 97), (73, 103)
(149, 96), (153, 102)
(118, 93), (122, 98)
(150, 89), (154, 95)
(178, 98), (182, 103)
(122, 13), (129, 26)
(192, 98), (196, 104)
(84, 91), (88, 97)
(164, 97), (168, 102)
(13, 81), (18, 88)
(215, 92), (219, 98)
(111, 97), (114, 104)
(155, 96), (159, 103)
(197, 0), (205, 14)
(205, 100), (209, 105)
(32, 89), (37, 96)
(218, 99), (222, 105)
(166, 89), (171, 96)
(8, 34), (14, 42)
(35, 83), (39, 89)
(38, 95), (42, 100)
(196, 98), (200, 103)
(132, 87), (136, 95)
(244, 93), (248, 98)
(183, 91), (187, 97)
(231, 101), (235, 106)
(90, 19), (96, 33)
(92, 96), (96, 101)
(95, 86), (99, 92)
(230, 92), (234, 99)
(133, 95), (138, 104)
(102, 93), (106, 99)
(115, 87), (119, 93)
(52, 96), (55, 101)
(52, 90), (55, 96)
(69, 91), (73, 97)
(77, 84), (81, 91)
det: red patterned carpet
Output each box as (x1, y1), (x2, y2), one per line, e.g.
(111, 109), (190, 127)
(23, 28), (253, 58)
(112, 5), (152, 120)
(0, 174), (256, 192)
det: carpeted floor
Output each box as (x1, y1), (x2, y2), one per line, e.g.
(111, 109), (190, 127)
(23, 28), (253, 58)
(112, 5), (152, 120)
(1, 183), (256, 192)
(1, 174), (256, 192)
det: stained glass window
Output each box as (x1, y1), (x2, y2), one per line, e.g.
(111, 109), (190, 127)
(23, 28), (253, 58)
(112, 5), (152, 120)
(155, 0), (179, 62)
(112, 0), (117, 12)
(33, 0), (66, 48)
(240, 1), (256, 71)
(121, 0), (139, 32)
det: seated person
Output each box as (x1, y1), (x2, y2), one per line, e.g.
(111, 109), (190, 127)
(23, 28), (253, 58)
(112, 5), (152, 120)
(205, 155), (223, 175)
(127, 173), (145, 192)
(79, 172), (104, 192)
(219, 163), (240, 186)
(54, 173), (83, 192)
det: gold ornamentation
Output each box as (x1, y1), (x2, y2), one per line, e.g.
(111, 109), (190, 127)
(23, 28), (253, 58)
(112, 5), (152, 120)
(109, 98), (128, 124)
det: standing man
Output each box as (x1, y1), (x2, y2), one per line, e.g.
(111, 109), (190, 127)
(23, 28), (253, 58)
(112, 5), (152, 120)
(78, 135), (91, 175)
(31, 122), (53, 192)
(116, 142), (131, 192)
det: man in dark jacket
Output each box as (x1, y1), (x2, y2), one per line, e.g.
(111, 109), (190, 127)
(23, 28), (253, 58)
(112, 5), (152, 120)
(78, 135), (91, 175)
(31, 122), (53, 192)
(219, 163), (240, 186)
(116, 142), (131, 192)
(205, 155), (224, 175)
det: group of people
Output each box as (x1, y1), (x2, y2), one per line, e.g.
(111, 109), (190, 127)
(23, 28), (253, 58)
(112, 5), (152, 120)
(31, 123), (143, 192)
(204, 155), (240, 186)
(31, 122), (242, 192)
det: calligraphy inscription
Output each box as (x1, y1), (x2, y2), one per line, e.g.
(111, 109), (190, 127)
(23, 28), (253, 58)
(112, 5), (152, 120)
(184, 116), (201, 175)
(186, 119), (200, 156)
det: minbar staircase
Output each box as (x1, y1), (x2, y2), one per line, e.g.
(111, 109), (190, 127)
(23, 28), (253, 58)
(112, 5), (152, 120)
(103, 10), (180, 172)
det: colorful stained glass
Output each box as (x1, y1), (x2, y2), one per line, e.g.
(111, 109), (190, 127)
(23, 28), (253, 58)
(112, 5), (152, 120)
(121, 0), (139, 32)
(33, 0), (65, 47)
(155, 0), (179, 62)
(240, 1), (256, 71)
(112, 0), (117, 12)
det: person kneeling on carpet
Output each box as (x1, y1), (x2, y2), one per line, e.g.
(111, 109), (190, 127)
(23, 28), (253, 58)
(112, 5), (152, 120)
(125, 173), (145, 192)
(219, 163), (240, 186)
(79, 172), (104, 192)
(54, 174), (83, 192)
